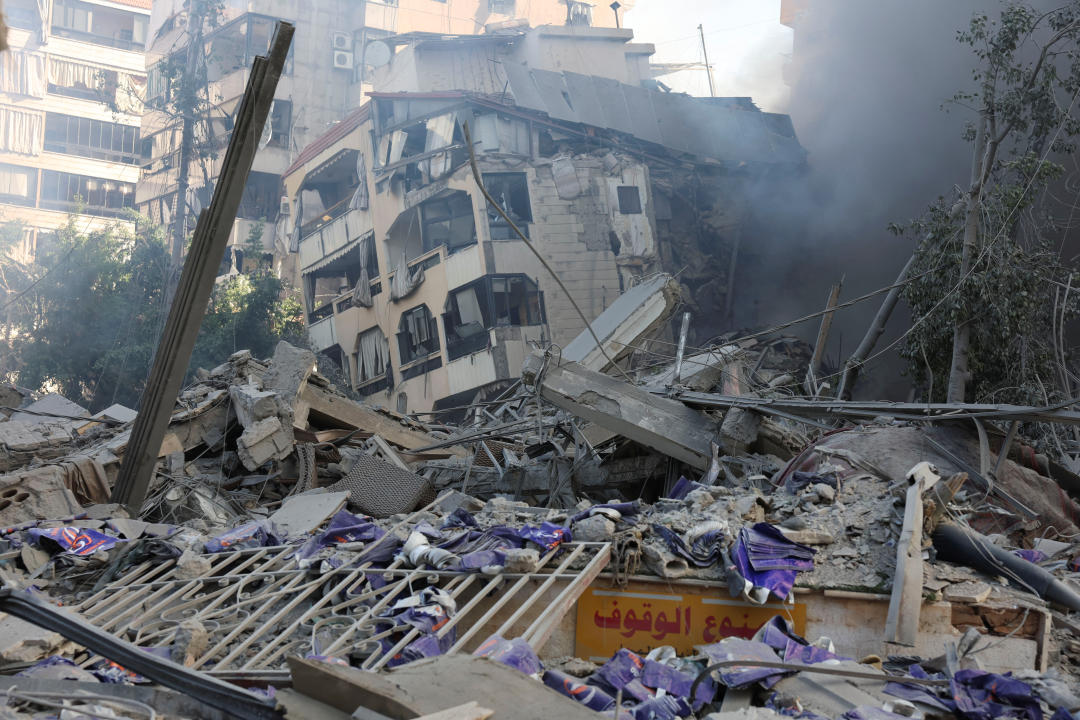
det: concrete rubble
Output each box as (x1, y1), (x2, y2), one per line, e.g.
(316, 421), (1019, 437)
(0, 324), (1079, 720)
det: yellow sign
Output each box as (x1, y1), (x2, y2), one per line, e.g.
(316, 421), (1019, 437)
(575, 587), (806, 661)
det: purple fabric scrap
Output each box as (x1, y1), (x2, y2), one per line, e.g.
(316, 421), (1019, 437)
(731, 533), (796, 600)
(387, 634), (443, 668)
(205, 521), (278, 553)
(950, 669), (1042, 720)
(641, 659), (714, 709)
(651, 524), (724, 567)
(629, 694), (692, 720)
(459, 548), (506, 572)
(1013, 549), (1047, 564)
(666, 476), (704, 500)
(843, 706), (916, 720)
(596, 649), (653, 703)
(543, 669), (616, 712)
(474, 635), (542, 676)
(442, 507), (478, 529)
(753, 615), (847, 665)
(572, 501), (640, 524)
(700, 637), (788, 688)
(28, 526), (121, 556)
(742, 523), (815, 571)
(519, 521), (571, 551)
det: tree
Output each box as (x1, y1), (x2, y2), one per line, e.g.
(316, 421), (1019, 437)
(895, 3), (1080, 418)
(7, 211), (303, 411)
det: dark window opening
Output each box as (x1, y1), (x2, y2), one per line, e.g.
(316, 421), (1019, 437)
(303, 238), (370, 323)
(51, 0), (148, 51)
(617, 185), (642, 214)
(420, 191), (476, 254)
(39, 170), (135, 216)
(237, 171), (281, 221)
(44, 113), (141, 165)
(538, 131), (555, 157)
(483, 173), (531, 240)
(397, 304), (440, 366)
(442, 274), (544, 362)
(267, 100), (292, 149)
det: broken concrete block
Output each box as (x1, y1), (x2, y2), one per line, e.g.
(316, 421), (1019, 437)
(720, 407), (761, 455)
(261, 341), (316, 423)
(0, 469), (81, 526)
(573, 515), (615, 543)
(504, 548), (540, 573)
(229, 383), (282, 428)
(236, 416), (295, 471)
(0, 615), (68, 663)
(268, 491), (348, 538)
(10, 393), (89, 428)
(944, 581), (992, 604)
(813, 482), (836, 503)
(778, 528), (835, 545)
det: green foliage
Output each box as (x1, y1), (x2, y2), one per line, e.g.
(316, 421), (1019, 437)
(6, 212), (303, 411)
(897, 2), (1080, 419)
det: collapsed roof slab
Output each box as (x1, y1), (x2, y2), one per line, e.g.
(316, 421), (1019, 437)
(561, 273), (681, 373)
(523, 355), (716, 470)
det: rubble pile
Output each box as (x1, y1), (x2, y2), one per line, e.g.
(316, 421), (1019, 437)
(0, 319), (1080, 718)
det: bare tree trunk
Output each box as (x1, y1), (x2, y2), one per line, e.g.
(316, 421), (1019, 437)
(165, 1), (205, 305)
(946, 116), (987, 403)
(837, 254), (916, 400)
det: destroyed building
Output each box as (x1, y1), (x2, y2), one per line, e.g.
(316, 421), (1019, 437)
(0, 0), (149, 263)
(282, 26), (805, 413)
(135, 0), (630, 276)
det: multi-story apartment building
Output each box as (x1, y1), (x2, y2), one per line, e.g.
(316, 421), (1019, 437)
(0, 0), (149, 263)
(281, 27), (805, 415)
(137, 0), (630, 275)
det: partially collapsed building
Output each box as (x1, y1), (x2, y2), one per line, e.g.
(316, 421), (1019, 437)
(283, 26), (805, 413)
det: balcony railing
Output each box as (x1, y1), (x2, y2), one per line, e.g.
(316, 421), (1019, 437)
(50, 26), (144, 51)
(300, 197), (352, 240)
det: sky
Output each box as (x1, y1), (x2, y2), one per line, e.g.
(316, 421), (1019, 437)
(623, 0), (791, 111)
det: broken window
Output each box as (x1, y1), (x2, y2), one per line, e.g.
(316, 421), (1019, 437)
(617, 185), (643, 215)
(52, 0), (148, 51)
(356, 327), (391, 389)
(0, 164), (37, 207)
(492, 275), (543, 326)
(39, 170), (135, 216)
(484, 173), (531, 240)
(397, 304), (440, 365)
(489, 0), (516, 13)
(44, 113), (141, 165)
(237, 171), (281, 221)
(299, 149), (361, 236)
(420, 191), (476, 254)
(443, 275), (544, 360)
(267, 100), (291, 149)
(444, 284), (492, 361)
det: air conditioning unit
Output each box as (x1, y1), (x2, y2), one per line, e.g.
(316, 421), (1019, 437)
(333, 50), (354, 70)
(279, 196), (291, 216)
(331, 31), (351, 50)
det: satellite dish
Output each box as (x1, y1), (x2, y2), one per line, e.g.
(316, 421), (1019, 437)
(364, 40), (393, 69)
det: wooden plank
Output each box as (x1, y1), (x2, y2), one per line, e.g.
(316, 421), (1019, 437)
(110, 24), (295, 512)
(805, 281), (842, 397)
(885, 462), (939, 645)
(299, 384), (466, 457)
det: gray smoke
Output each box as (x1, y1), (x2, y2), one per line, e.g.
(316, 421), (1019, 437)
(732, 0), (1046, 399)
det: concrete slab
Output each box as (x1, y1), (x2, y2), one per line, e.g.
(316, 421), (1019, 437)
(268, 491), (348, 538)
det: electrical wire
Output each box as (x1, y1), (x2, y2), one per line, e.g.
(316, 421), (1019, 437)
(462, 120), (634, 383)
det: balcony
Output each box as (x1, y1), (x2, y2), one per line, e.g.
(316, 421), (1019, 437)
(298, 209), (371, 273)
(50, 26), (145, 52)
(308, 316), (337, 353)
